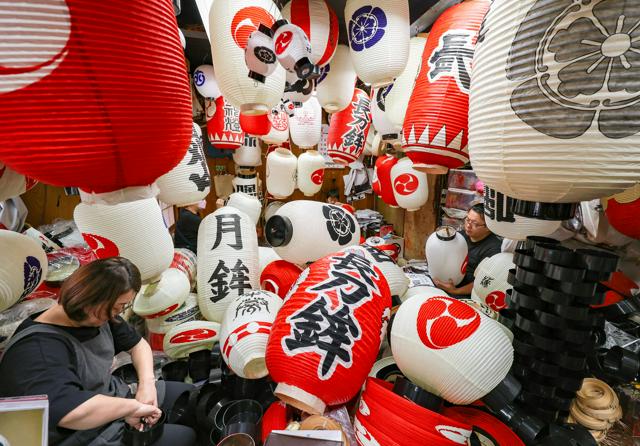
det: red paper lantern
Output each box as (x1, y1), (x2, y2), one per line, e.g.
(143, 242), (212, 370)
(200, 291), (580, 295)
(374, 155), (399, 207)
(0, 0), (192, 195)
(260, 260), (303, 298)
(266, 251), (391, 414)
(240, 112), (272, 136)
(207, 97), (245, 149)
(327, 88), (372, 165)
(402, 0), (490, 174)
(604, 184), (640, 240)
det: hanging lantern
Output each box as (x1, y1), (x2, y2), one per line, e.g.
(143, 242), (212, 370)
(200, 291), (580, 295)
(471, 252), (514, 313)
(341, 245), (409, 299)
(245, 24), (278, 83)
(290, 96), (323, 149)
(425, 226), (468, 285)
(0, 0), (192, 198)
(146, 293), (202, 335)
(403, 1), (489, 175)
(297, 150), (326, 197)
(260, 260), (303, 298)
(0, 230), (47, 312)
(281, 0), (339, 67)
(265, 201), (360, 265)
(227, 192), (262, 226)
(233, 170), (260, 198)
(484, 187), (561, 240)
(74, 198), (174, 282)
(266, 148), (297, 199)
(284, 70), (315, 106)
(364, 236), (401, 262)
(233, 135), (263, 167)
(327, 88), (372, 165)
(316, 45), (357, 113)
(220, 290), (283, 379)
(197, 206), (259, 322)
(266, 251), (391, 414)
(390, 158), (429, 211)
(0, 163), (37, 202)
(169, 248), (198, 288)
(604, 184), (640, 240)
(345, 0), (410, 87)
(391, 295), (513, 404)
(240, 112), (272, 136)
(261, 104), (290, 145)
(385, 36), (427, 133)
(209, 0), (286, 115)
(374, 155), (399, 207)
(272, 21), (315, 79)
(133, 269), (190, 319)
(470, 1), (640, 209)
(207, 97), (245, 149)
(193, 64), (222, 99)
(163, 320), (221, 359)
(156, 122), (211, 206)
(371, 86), (401, 142)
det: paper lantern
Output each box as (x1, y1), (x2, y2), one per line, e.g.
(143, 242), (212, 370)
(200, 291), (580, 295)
(245, 25), (278, 83)
(341, 245), (408, 299)
(261, 104), (290, 145)
(281, 0), (339, 67)
(0, 0), (192, 196)
(484, 187), (561, 240)
(604, 184), (640, 240)
(374, 155), (399, 207)
(233, 135), (263, 167)
(0, 230), (47, 312)
(260, 260), (303, 298)
(403, 1), (489, 175)
(197, 206), (259, 322)
(233, 171), (260, 198)
(169, 248), (198, 288)
(156, 122), (211, 206)
(266, 148), (297, 199)
(0, 163), (37, 202)
(290, 96), (323, 149)
(327, 88), (372, 165)
(209, 0), (286, 115)
(163, 320), (221, 359)
(371, 86), (401, 142)
(74, 198), (174, 282)
(240, 112), (272, 136)
(297, 150), (325, 197)
(385, 36), (427, 132)
(284, 70), (315, 106)
(263, 202), (285, 225)
(345, 0), (410, 87)
(266, 251), (391, 414)
(259, 246), (282, 274)
(391, 295), (513, 404)
(227, 192), (262, 226)
(425, 226), (468, 285)
(272, 21), (314, 79)
(265, 201), (361, 265)
(469, 0), (640, 204)
(133, 269), (190, 319)
(208, 97), (245, 149)
(364, 236), (402, 262)
(391, 158), (429, 211)
(400, 285), (449, 303)
(471, 253), (514, 312)
(220, 290), (283, 378)
(316, 45), (357, 113)
(193, 64), (222, 99)
(146, 293), (202, 335)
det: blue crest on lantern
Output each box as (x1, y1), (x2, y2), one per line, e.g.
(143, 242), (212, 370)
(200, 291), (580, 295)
(348, 6), (387, 52)
(317, 64), (331, 84)
(193, 69), (206, 87)
(21, 256), (42, 300)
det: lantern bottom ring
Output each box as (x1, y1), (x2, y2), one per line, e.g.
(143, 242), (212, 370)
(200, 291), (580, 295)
(243, 354), (269, 380)
(274, 382), (326, 415)
(240, 103), (270, 116)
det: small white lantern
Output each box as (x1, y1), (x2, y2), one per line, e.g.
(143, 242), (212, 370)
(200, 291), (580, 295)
(163, 320), (221, 359)
(316, 45), (357, 113)
(133, 268), (191, 319)
(245, 24), (278, 83)
(425, 226), (468, 285)
(272, 21), (315, 79)
(471, 253), (514, 313)
(266, 148), (297, 199)
(233, 171), (260, 198)
(227, 192), (262, 226)
(261, 104), (290, 145)
(390, 157), (428, 211)
(290, 95), (322, 149)
(146, 293), (202, 335)
(233, 135), (262, 167)
(371, 86), (401, 142)
(193, 65), (222, 99)
(297, 150), (325, 196)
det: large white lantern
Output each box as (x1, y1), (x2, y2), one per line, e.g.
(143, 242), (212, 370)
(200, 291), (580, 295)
(133, 269), (190, 319)
(469, 0), (640, 205)
(390, 157), (429, 211)
(316, 45), (357, 113)
(371, 86), (401, 142)
(227, 192), (262, 226)
(425, 226), (468, 285)
(261, 104), (290, 145)
(209, 0), (286, 115)
(193, 64), (222, 99)
(233, 135), (262, 167)
(74, 198), (174, 282)
(290, 95), (322, 149)
(196, 206), (259, 322)
(297, 150), (325, 196)
(266, 148), (297, 199)
(471, 252), (514, 313)
(345, 0), (410, 88)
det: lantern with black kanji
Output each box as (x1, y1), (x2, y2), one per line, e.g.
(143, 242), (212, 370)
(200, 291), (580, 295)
(471, 252), (514, 313)
(327, 88), (372, 165)
(208, 97), (245, 149)
(233, 135), (262, 167)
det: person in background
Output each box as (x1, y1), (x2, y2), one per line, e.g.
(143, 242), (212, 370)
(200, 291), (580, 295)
(326, 188), (340, 205)
(174, 199), (206, 254)
(434, 203), (502, 298)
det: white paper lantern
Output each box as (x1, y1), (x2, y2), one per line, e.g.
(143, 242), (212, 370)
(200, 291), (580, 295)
(290, 95), (322, 149)
(74, 198), (174, 282)
(366, 131), (384, 157)
(261, 104), (290, 145)
(469, 0), (640, 204)
(400, 285), (449, 303)
(266, 148), (297, 199)
(297, 150), (325, 196)
(233, 171), (260, 198)
(272, 21), (315, 79)
(156, 122), (211, 206)
(233, 135), (263, 167)
(227, 192), (262, 226)
(0, 230), (47, 312)
(193, 64), (222, 99)
(133, 268), (190, 319)
(219, 290), (283, 378)
(371, 86), (401, 142)
(209, 0), (286, 115)
(259, 246), (282, 274)
(385, 36), (427, 132)
(316, 45), (357, 113)
(283, 70), (316, 106)
(390, 158), (428, 211)
(425, 226), (468, 285)
(471, 253), (514, 313)
(345, 0), (410, 88)
(163, 320), (221, 359)
(170, 248), (198, 287)
(146, 293), (202, 334)
(265, 201), (360, 264)
(245, 24), (278, 83)
(0, 163), (37, 202)
(197, 206), (259, 322)
(263, 201), (285, 225)
(341, 245), (409, 298)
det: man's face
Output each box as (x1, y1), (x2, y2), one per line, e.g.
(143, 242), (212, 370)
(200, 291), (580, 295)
(464, 210), (490, 240)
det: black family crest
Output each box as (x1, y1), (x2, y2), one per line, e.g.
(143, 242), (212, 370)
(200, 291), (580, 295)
(323, 205), (356, 245)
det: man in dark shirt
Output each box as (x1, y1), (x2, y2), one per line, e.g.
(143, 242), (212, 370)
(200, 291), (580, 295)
(434, 203), (501, 298)
(173, 201), (204, 254)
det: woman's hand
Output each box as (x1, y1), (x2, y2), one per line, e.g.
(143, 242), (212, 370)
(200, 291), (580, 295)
(125, 401), (162, 430)
(433, 279), (457, 294)
(135, 380), (158, 407)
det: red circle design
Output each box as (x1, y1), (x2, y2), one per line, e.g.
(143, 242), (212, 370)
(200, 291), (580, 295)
(393, 173), (419, 196)
(311, 169), (325, 185)
(275, 30), (293, 55)
(416, 297), (481, 350)
(460, 255), (468, 275)
(170, 328), (217, 344)
(231, 7), (275, 49)
(485, 291), (507, 312)
(83, 233), (120, 258)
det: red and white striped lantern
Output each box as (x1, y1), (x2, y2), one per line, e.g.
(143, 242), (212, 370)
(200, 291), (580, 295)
(281, 0), (339, 67)
(0, 163), (37, 202)
(327, 88), (372, 165)
(471, 253), (514, 312)
(266, 148), (297, 199)
(163, 320), (221, 359)
(260, 260), (303, 298)
(233, 135), (263, 167)
(297, 150), (325, 196)
(391, 158), (429, 211)
(604, 184), (640, 240)
(316, 45), (357, 113)
(170, 248), (198, 288)
(261, 104), (290, 145)
(146, 293), (202, 335)
(403, 0), (490, 174)
(425, 226), (468, 286)
(240, 112), (272, 136)
(374, 155), (399, 207)
(0, 0), (192, 197)
(208, 97), (245, 149)
(290, 96), (323, 149)
(266, 251), (391, 414)
(133, 269), (191, 319)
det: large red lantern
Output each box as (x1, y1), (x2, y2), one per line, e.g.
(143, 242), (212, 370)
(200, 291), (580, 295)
(266, 251), (391, 414)
(0, 0), (192, 196)
(374, 155), (399, 207)
(402, 0), (490, 174)
(604, 184), (640, 240)
(207, 97), (245, 149)
(327, 88), (372, 165)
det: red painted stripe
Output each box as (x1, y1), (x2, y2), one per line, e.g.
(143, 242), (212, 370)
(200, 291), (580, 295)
(291, 0), (311, 39)
(318, 0), (338, 66)
(222, 321), (273, 358)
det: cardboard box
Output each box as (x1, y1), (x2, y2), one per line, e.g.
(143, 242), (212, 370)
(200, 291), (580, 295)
(0, 395), (48, 446)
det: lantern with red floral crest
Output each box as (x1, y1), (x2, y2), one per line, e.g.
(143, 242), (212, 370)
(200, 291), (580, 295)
(327, 88), (372, 165)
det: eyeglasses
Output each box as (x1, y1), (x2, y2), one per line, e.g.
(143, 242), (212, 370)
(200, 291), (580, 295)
(464, 217), (486, 229)
(114, 301), (134, 315)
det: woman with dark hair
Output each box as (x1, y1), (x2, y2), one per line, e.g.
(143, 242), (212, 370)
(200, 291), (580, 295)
(0, 257), (196, 446)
